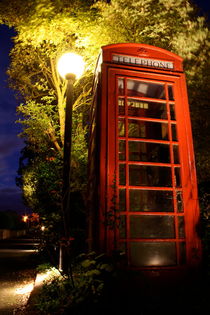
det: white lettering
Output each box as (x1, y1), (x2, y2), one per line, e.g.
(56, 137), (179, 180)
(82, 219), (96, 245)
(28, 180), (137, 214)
(112, 54), (174, 70)
(112, 55), (119, 62)
(123, 56), (129, 63)
(153, 61), (159, 67)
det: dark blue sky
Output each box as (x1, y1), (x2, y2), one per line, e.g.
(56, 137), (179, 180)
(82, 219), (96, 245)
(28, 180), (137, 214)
(0, 25), (27, 213)
(194, 0), (210, 17)
(0, 1), (209, 213)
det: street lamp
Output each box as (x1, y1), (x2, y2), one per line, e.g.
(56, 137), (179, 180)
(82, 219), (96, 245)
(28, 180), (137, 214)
(57, 52), (85, 272)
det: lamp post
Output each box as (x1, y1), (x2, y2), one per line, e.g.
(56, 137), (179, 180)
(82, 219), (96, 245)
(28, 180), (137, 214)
(57, 53), (85, 272)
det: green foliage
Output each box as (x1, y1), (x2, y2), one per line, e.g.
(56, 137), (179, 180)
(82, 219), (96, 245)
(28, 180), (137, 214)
(17, 101), (60, 152)
(35, 252), (114, 314)
(17, 148), (62, 210)
(71, 113), (88, 192)
(36, 262), (54, 273)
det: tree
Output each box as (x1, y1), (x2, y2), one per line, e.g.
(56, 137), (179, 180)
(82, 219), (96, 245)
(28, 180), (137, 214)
(0, 0), (92, 252)
(0, 0), (209, 250)
(89, 0), (210, 183)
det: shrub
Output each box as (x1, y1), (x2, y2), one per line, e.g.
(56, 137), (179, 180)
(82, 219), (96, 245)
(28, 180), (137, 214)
(35, 252), (114, 314)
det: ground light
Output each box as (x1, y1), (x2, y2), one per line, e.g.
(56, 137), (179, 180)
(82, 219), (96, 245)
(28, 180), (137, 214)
(57, 52), (85, 272)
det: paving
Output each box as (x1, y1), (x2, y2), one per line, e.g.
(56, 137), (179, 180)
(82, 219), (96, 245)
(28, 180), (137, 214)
(0, 234), (40, 314)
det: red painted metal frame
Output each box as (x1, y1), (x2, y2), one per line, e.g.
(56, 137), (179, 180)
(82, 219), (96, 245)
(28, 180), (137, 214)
(90, 43), (201, 269)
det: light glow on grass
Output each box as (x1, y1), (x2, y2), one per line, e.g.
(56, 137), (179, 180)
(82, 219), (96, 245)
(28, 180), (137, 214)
(15, 282), (34, 295)
(36, 267), (61, 286)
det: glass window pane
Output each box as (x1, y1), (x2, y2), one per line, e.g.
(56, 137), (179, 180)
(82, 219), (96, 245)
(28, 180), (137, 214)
(127, 99), (167, 119)
(119, 189), (126, 211)
(175, 167), (181, 187)
(130, 242), (177, 267)
(129, 189), (174, 212)
(118, 98), (125, 115)
(128, 119), (146, 138)
(128, 120), (168, 140)
(118, 118), (125, 136)
(176, 191), (183, 212)
(127, 79), (165, 99)
(130, 215), (175, 239)
(119, 140), (126, 161)
(168, 85), (174, 101)
(129, 165), (172, 187)
(119, 164), (126, 185)
(170, 104), (176, 120)
(173, 145), (180, 164)
(129, 141), (170, 163)
(178, 216), (185, 238)
(172, 124), (177, 141)
(118, 78), (124, 96)
(119, 215), (126, 238)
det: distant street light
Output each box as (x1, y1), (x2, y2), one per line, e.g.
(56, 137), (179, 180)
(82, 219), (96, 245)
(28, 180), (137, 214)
(22, 215), (28, 223)
(22, 215), (29, 230)
(57, 52), (85, 272)
(40, 225), (45, 232)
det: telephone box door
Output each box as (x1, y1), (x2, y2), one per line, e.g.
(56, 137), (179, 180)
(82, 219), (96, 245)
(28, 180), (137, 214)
(106, 67), (201, 269)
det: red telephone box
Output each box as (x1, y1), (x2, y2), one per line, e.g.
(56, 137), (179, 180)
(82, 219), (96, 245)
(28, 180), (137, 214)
(88, 43), (201, 271)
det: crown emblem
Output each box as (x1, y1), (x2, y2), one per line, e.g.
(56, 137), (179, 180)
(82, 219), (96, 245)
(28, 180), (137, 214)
(137, 48), (148, 56)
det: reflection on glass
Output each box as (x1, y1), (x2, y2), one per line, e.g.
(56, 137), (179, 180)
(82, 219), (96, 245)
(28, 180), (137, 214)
(129, 141), (170, 163)
(118, 98), (125, 115)
(168, 85), (174, 101)
(118, 78), (124, 96)
(129, 189), (174, 212)
(119, 189), (126, 211)
(119, 140), (126, 160)
(119, 164), (126, 185)
(127, 100), (167, 119)
(170, 104), (176, 120)
(130, 242), (177, 266)
(118, 118), (125, 136)
(172, 124), (177, 141)
(176, 191), (183, 212)
(127, 79), (165, 99)
(175, 167), (181, 187)
(173, 145), (180, 164)
(130, 215), (175, 239)
(119, 215), (126, 238)
(129, 165), (172, 187)
(128, 120), (168, 140)
(179, 242), (186, 264)
(178, 216), (185, 238)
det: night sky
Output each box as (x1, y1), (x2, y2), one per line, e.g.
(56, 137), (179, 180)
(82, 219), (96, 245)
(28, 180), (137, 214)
(0, 1), (209, 213)
(0, 25), (27, 213)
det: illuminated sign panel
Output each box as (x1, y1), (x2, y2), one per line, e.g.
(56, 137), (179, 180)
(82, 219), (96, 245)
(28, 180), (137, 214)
(112, 54), (174, 69)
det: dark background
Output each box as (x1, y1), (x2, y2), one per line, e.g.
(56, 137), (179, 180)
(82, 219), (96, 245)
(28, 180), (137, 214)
(0, 25), (26, 213)
(0, 1), (209, 213)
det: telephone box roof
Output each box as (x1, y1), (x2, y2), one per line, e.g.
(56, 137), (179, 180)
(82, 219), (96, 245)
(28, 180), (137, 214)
(100, 43), (183, 72)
